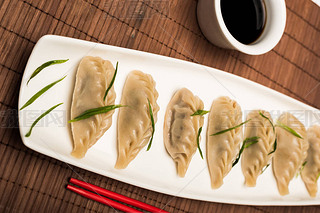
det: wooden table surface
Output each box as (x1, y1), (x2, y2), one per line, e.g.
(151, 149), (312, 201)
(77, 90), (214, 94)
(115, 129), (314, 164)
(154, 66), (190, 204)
(1, 0), (320, 212)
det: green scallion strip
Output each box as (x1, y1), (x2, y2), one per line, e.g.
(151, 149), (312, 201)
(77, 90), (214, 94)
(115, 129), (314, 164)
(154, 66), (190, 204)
(259, 112), (277, 155)
(232, 136), (260, 167)
(20, 76), (66, 110)
(244, 138), (259, 148)
(261, 164), (270, 174)
(259, 111), (275, 132)
(316, 172), (320, 182)
(268, 138), (277, 155)
(191, 110), (209, 116)
(68, 105), (125, 123)
(103, 61), (118, 101)
(302, 161), (307, 169)
(277, 121), (303, 139)
(146, 99), (155, 151)
(25, 103), (63, 137)
(27, 59), (69, 85)
(196, 127), (204, 159)
(296, 161), (308, 178)
(210, 119), (251, 136)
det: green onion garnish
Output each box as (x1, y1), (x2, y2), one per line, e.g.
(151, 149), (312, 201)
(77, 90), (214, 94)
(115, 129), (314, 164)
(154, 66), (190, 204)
(27, 59), (68, 85)
(316, 172), (320, 182)
(259, 112), (275, 132)
(277, 121), (303, 139)
(232, 136), (260, 167)
(244, 137), (260, 148)
(20, 76), (66, 110)
(103, 61), (118, 101)
(210, 119), (251, 136)
(301, 161), (307, 169)
(268, 138), (277, 155)
(261, 163), (270, 174)
(69, 105), (125, 123)
(296, 161), (308, 178)
(25, 103), (63, 137)
(146, 98), (155, 151)
(191, 109), (206, 158)
(196, 127), (204, 159)
(191, 110), (209, 116)
(259, 112), (277, 155)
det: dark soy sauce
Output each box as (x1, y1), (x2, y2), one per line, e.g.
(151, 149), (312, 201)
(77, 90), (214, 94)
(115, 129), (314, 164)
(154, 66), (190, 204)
(221, 0), (266, 44)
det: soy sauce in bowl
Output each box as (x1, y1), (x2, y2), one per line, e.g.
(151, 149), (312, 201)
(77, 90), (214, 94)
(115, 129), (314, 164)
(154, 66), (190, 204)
(221, 0), (266, 44)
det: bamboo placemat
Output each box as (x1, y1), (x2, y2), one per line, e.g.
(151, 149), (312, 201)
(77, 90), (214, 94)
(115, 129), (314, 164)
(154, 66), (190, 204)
(0, 0), (320, 212)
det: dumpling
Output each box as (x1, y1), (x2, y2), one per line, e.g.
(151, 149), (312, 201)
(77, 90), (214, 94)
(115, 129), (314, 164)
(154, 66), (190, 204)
(163, 88), (204, 177)
(301, 125), (320, 197)
(241, 110), (276, 187)
(206, 96), (243, 189)
(272, 112), (308, 196)
(70, 56), (116, 158)
(115, 70), (159, 169)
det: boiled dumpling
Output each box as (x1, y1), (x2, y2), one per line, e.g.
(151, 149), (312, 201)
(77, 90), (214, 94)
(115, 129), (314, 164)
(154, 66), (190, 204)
(115, 70), (159, 169)
(207, 96), (243, 189)
(273, 112), (308, 195)
(70, 56), (116, 158)
(301, 125), (320, 197)
(241, 110), (276, 187)
(164, 88), (204, 177)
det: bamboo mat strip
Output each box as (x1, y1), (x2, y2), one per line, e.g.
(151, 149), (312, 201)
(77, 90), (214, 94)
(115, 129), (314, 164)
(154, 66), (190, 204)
(0, 0), (320, 212)
(0, 0), (318, 108)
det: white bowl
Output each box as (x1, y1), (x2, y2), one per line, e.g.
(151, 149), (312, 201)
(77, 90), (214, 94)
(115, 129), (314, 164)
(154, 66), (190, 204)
(197, 0), (287, 55)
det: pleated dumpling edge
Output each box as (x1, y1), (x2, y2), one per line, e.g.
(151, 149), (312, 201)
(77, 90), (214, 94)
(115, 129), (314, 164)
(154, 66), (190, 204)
(70, 56), (116, 159)
(115, 70), (159, 169)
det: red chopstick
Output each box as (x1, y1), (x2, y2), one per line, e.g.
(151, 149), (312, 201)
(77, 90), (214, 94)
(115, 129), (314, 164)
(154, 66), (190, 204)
(67, 184), (141, 213)
(68, 178), (169, 213)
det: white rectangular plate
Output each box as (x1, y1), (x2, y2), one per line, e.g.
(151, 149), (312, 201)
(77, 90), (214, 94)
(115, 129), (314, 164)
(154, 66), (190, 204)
(18, 35), (320, 206)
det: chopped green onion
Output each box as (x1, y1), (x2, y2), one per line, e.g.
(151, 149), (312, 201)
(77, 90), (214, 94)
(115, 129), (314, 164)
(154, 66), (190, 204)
(277, 121), (303, 139)
(27, 59), (68, 85)
(103, 61), (118, 101)
(244, 138), (259, 148)
(232, 136), (260, 167)
(20, 76), (66, 110)
(316, 172), (320, 182)
(191, 109), (206, 158)
(296, 161), (308, 178)
(146, 99), (155, 151)
(69, 105), (125, 123)
(302, 161), (308, 169)
(259, 112), (277, 155)
(210, 119), (251, 136)
(25, 103), (63, 137)
(261, 164), (270, 174)
(196, 127), (204, 159)
(191, 110), (209, 116)
(268, 138), (277, 155)
(259, 111), (275, 132)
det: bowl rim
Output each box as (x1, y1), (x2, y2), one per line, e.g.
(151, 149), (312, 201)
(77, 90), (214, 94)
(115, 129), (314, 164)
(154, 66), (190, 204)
(215, 0), (287, 55)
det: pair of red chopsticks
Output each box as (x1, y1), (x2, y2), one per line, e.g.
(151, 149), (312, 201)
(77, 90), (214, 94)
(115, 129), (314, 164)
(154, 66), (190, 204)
(67, 178), (169, 213)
